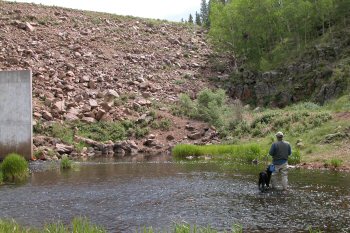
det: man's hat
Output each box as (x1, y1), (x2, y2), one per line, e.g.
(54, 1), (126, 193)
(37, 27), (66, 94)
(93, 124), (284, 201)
(276, 131), (284, 138)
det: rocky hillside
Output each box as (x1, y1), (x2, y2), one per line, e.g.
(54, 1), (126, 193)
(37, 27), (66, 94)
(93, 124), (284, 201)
(0, 1), (219, 159)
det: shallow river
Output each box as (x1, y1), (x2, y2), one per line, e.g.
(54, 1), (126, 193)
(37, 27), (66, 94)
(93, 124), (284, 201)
(0, 160), (349, 232)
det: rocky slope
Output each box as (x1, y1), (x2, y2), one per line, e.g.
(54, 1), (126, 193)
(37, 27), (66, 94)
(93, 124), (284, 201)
(0, 1), (219, 159)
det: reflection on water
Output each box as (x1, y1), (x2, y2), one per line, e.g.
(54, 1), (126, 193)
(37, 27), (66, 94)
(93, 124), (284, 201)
(0, 161), (349, 233)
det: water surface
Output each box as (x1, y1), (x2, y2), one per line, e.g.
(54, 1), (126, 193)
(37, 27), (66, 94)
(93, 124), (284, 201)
(0, 161), (349, 232)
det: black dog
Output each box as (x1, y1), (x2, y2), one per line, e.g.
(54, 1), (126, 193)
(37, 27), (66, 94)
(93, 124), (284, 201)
(258, 166), (273, 192)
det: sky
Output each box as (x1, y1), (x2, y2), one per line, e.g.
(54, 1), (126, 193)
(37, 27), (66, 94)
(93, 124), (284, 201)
(5, 0), (201, 22)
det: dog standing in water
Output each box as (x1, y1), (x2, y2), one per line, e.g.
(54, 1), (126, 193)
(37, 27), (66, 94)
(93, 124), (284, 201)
(258, 165), (274, 192)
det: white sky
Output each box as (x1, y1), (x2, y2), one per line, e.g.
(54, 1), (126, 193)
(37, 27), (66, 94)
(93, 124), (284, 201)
(5, 0), (201, 21)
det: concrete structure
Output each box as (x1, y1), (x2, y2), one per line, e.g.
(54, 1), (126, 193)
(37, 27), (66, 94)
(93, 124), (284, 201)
(0, 70), (32, 160)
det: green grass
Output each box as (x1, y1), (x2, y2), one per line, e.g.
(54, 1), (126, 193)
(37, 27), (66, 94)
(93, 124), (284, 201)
(289, 150), (301, 165)
(325, 158), (343, 168)
(0, 218), (106, 233)
(0, 218), (243, 233)
(325, 95), (350, 112)
(52, 123), (74, 144)
(172, 143), (265, 163)
(60, 155), (73, 169)
(1, 153), (29, 183)
(308, 227), (324, 233)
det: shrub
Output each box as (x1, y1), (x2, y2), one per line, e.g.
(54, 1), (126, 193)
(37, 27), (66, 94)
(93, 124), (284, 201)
(60, 155), (73, 169)
(151, 118), (172, 131)
(175, 89), (234, 135)
(289, 150), (301, 165)
(135, 127), (149, 139)
(1, 153), (29, 183)
(178, 93), (196, 116)
(77, 122), (127, 142)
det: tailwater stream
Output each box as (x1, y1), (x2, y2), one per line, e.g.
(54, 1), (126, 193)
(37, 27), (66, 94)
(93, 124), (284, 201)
(0, 160), (349, 232)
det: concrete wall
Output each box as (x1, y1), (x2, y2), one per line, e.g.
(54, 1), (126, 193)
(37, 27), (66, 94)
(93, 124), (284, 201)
(0, 70), (32, 160)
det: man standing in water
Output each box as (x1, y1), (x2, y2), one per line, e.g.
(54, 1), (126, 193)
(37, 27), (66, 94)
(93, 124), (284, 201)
(269, 131), (292, 191)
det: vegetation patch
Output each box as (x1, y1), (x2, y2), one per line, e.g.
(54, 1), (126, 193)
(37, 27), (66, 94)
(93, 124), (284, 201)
(151, 118), (172, 131)
(1, 153), (28, 183)
(245, 110), (331, 138)
(35, 119), (154, 144)
(172, 89), (241, 136)
(60, 155), (73, 170)
(0, 217), (106, 233)
(289, 150), (302, 165)
(325, 158), (343, 168)
(172, 143), (264, 163)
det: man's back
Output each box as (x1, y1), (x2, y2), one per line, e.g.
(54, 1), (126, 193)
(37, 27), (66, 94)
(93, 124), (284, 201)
(270, 140), (291, 162)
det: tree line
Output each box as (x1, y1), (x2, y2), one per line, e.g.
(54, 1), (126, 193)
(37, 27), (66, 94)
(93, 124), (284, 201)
(184, 0), (228, 26)
(208, 0), (350, 70)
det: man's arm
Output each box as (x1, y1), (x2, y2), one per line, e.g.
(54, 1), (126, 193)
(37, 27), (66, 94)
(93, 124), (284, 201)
(269, 143), (276, 156)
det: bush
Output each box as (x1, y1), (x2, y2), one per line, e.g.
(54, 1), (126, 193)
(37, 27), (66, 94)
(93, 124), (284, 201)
(60, 155), (73, 169)
(77, 122), (127, 142)
(1, 153), (29, 183)
(175, 89), (235, 135)
(151, 118), (172, 131)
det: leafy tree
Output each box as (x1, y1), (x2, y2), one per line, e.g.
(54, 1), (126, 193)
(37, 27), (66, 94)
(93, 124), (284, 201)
(209, 0), (350, 70)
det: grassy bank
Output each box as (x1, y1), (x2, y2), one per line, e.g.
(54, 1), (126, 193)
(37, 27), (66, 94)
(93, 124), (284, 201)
(173, 143), (264, 163)
(172, 143), (301, 165)
(172, 92), (350, 167)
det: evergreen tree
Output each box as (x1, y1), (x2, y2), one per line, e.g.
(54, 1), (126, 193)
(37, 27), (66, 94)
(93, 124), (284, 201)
(200, 0), (209, 27)
(188, 13), (194, 24)
(195, 12), (201, 25)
